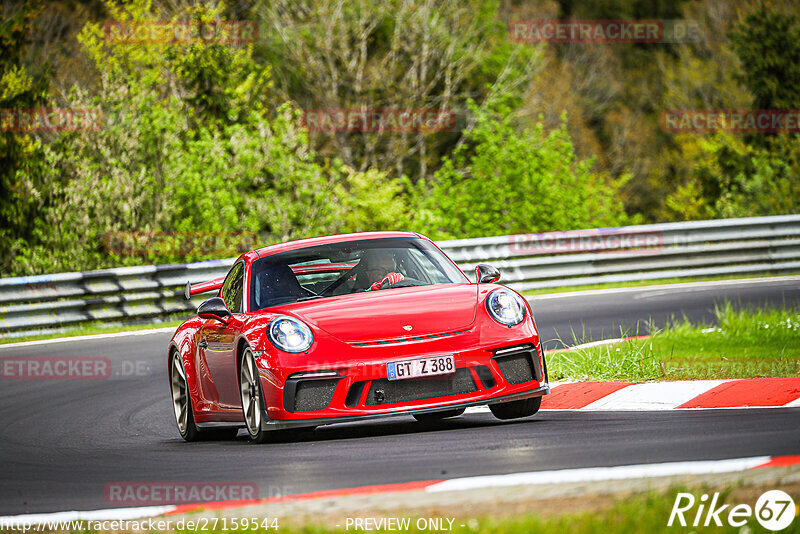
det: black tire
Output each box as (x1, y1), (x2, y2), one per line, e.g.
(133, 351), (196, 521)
(169, 351), (201, 441)
(238, 347), (302, 444)
(239, 347), (272, 443)
(489, 396), (542, 420)
(171, 351), (240, 442)
(413, 407), (465, 422)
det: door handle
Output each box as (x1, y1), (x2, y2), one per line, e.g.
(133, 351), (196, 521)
(199, 339), (208, 349)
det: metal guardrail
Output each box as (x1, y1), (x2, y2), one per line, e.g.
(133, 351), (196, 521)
(1, 215), (799, 338)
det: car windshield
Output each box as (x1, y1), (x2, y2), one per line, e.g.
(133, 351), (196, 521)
(249, 237), (468, 311)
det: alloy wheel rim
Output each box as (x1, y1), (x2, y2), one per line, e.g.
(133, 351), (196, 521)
(171, 355), (189, 435)
(240, 350), (261, 436)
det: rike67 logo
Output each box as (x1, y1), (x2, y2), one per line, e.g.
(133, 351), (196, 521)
(669, 490), (796, 531)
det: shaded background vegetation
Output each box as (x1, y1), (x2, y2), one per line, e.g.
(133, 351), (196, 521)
(1, 0), (799, 275)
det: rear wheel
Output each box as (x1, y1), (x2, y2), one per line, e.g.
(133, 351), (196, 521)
(413, 407), (465, 422)
(171, 351), (239, 441)
(170, 352), (203, 441)
(489, 396), (542, 420)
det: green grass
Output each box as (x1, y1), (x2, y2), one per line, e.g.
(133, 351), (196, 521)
(436, 489), (799, 534)
(283, 493), (795, 533)
(522, 272), (798, 296)
(547, 302), (800, 381)
(0, 318), (184, 345)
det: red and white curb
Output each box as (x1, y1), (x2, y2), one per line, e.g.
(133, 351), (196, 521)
(573, 377), (800, 409)
(537, 332), (800, 409)
(2, 455), (798, 525)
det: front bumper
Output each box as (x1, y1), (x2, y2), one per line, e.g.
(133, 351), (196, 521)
(259, 384), (550, 430)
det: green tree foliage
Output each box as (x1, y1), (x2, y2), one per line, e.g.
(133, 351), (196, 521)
(662, 2), (800, 221)
(728, 4), (800, 111)
(409, 101), (635, 239)
(537, 0), (690, 219)
(10, 0), (800, 276)
(12, 0), (407, 274)
(664, 133), (800, 220)
(0, 1), (53, 274)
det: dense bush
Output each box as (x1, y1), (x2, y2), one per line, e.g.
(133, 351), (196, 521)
(11, 2), (410, 273)
(409, 101), (634, 239)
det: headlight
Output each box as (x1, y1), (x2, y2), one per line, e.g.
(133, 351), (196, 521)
(486, 288), (526, 326)
(267, 316), (313, 353)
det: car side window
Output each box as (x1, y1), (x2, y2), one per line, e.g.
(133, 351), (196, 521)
(220, 262), (245, 313)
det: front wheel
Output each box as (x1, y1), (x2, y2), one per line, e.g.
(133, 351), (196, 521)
(489, 396), (542, 420)
(240, 347), (272, 443)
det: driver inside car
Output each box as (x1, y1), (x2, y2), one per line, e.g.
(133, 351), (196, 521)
(359, 249), (405, 291)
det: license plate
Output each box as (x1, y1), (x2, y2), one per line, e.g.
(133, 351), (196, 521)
(387, 355), (455, 381)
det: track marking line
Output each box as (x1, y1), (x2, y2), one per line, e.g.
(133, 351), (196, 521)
(527, 275), (800, 300)
(4, 455), (800, 524)
(167, 480), (439, 515)
(0, 327), (176, 349)
(525, 275), (800, 300)
(424, 456), (771, 493)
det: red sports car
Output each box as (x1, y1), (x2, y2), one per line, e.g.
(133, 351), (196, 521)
(168, 231), (549, 442)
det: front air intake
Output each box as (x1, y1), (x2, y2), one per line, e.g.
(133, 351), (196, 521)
(493, 346), (542, 385)
(284, 373), (342, 412)
(294, 380), (338, 411)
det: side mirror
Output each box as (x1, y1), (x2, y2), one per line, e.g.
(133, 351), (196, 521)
(475, 263), (501, 284)
(197, 297), (231, 322)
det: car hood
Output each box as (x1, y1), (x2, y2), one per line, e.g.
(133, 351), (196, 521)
(282, 284), (477, 344)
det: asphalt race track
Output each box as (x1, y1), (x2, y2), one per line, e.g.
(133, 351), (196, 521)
(1, 278), (799, 515)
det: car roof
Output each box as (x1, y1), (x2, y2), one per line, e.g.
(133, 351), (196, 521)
(251, 231), (424, 259)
